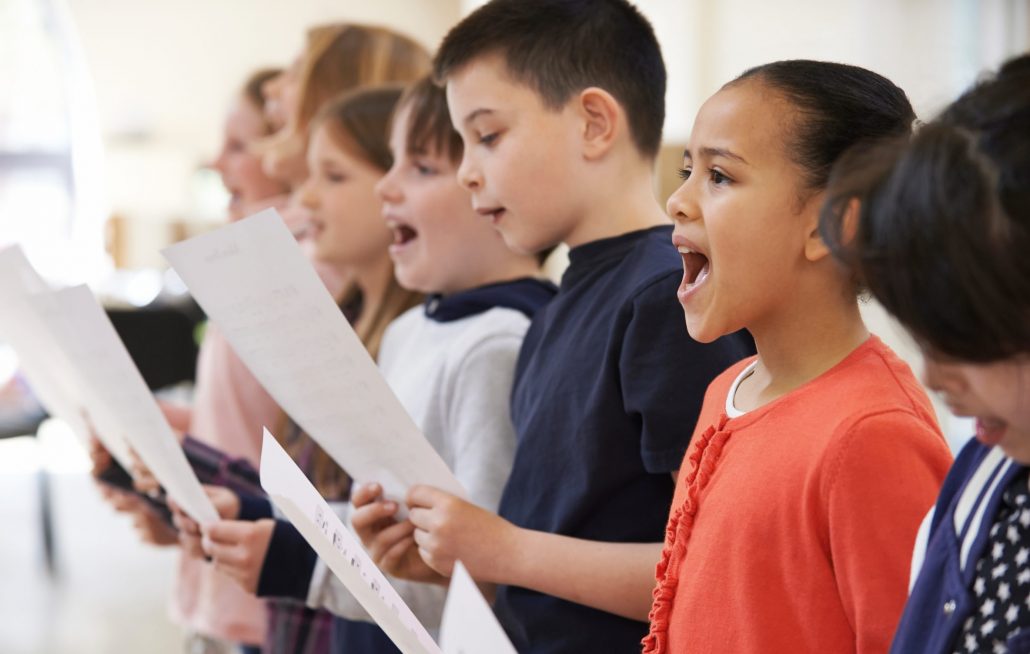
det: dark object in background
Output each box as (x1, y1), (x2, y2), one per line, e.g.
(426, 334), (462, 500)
(106, 300), (203, 390)
(96, 458), (175, 529)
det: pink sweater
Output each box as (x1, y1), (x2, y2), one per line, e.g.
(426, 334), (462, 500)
(167, 325), (280, 645)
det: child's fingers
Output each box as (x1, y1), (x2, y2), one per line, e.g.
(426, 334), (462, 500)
(128, 449), (159, 494)
(87, 437), (111, 475)
(368, 520), (416, 561)
(203, 539), (241, 565)
(203, 520), (251, 546)
(172, 506), (201, 536)
(203, 485), (241, 520)
(407, 506), (435, 531)
(351, 500), (399, 533)
(380, 535), (417, 572)
(179, 531), (206, 559)
(350, 482), (383, 508)
(406, 484), (446, 509)
(108, 490), (141, 513)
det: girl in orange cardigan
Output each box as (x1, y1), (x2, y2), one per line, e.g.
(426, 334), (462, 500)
(643, 60), (954, 654)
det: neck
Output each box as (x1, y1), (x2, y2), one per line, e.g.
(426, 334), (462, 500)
(741, 280), (869, 410)
(444, 256), (541, 296)
(564, 157), (668, 248)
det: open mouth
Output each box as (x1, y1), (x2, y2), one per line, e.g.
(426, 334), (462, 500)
(387, 220), (419, 251)
(304, 218), (322, 239)
(678, 245), (710, 294)
(975, 416), (1008, 446)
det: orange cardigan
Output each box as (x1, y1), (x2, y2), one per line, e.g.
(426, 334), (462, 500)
(644, 337), (952, 654)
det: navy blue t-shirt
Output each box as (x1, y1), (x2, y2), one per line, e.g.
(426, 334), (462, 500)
(329, 277), (557, 654)
(494, 225), (754, 653)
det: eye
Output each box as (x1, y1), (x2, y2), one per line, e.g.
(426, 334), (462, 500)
(326, 171), (346, 183)
(708, 168), (732, 185)
(478, 132), (499, 146)
(413, 160), (438, 176)
(676, 167), (691, 181)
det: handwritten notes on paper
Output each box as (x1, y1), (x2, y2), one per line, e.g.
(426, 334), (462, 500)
(164, 209), (464, 506)
(259, 429), (443, 654)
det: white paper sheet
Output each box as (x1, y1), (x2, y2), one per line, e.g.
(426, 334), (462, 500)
(0, 246), (126, 463)
(24, 285), (218, 524)
(259, 429), (443, 654)
(440, 562), (517, 654)
(163, 209), (464, 506)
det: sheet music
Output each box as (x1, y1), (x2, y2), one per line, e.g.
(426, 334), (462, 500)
(259, 429), (443, 654)
(439, 562), (517, 654)
(163, 209), (464, 507)
(25, 285), (217, 524)
(0, 246), (128, 465)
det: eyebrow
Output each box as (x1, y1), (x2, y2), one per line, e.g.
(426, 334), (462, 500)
(683, 147), (749, 165)
(462, 108), (495, 126)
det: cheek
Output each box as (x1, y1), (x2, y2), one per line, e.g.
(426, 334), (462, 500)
(238, 161), (277, 193)
(977, 364), (1030, 422)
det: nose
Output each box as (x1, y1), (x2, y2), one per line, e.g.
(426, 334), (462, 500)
(375, 165), (401, 203)
(297, 177), (318, 210)
(211, 147), (228, 175)
(456, 151), (482, 192)
(666, 178), (698, 225)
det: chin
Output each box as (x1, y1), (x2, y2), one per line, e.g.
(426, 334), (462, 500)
(494, 223), (546, 256)
(684, 316), (725, 345)
(396, 268), (430, 295)
(1001, 431), (1030, 465)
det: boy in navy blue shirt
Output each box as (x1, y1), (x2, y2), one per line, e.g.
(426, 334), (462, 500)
(351, 1), (754, 651)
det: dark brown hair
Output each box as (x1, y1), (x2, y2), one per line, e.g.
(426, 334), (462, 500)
(732, 60), (915, 193)
(820, 54), (1030, 362)
(433, 0), (666, 159)
(398, 75), (463, 164)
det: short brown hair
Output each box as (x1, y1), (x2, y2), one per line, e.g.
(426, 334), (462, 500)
(433, 0), (666, 159)
(397, 75), (464, 164)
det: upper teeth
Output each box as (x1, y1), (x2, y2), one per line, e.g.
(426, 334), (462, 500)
(678, 246), (694, 254)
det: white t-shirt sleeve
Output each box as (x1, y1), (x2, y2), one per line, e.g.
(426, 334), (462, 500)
(444, 332), (521, 512)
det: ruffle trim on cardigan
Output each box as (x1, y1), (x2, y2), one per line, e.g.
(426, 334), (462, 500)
(642, 414), (732, 654)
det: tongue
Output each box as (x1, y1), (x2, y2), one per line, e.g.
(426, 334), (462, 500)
(684, 252), (709, 284)
(395, 225), (417, 245)
(976, 417), (1007, 446)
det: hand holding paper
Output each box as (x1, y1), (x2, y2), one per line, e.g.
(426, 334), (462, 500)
(407, 485), (517, 580)
(164, 210), (464, 508)
(351, 482), (447, 585)
(203, 518), (277, 593)
(259, 428), (443, 654)
(25, 284), (217, 525)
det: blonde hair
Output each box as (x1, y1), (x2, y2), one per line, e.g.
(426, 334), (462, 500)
(262, 23), (431, 184)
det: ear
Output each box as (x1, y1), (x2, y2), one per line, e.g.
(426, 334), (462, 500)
(576, 87), (621, 160)
(801, 191), (832, 263)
